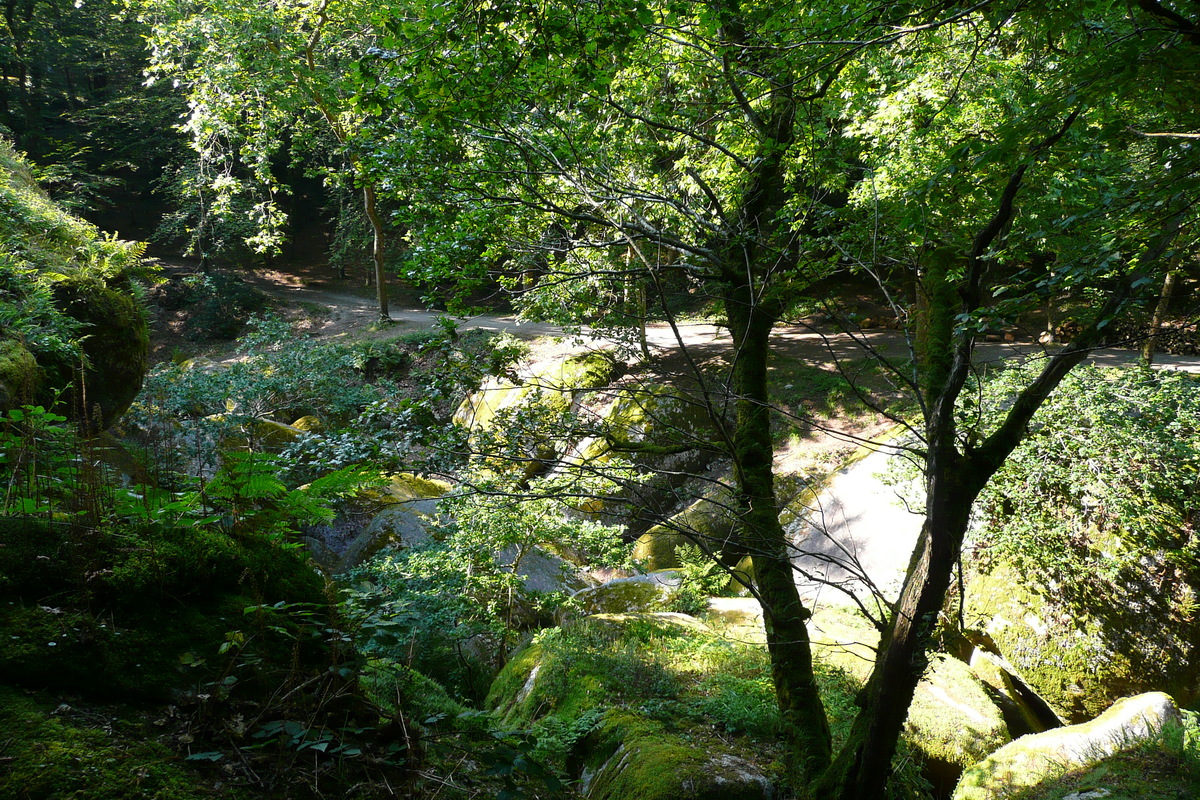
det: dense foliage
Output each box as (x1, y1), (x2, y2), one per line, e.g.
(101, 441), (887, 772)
(967, 365), (1200, 626)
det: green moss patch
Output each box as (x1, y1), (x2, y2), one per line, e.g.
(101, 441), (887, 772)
(0, 687), (233, 800)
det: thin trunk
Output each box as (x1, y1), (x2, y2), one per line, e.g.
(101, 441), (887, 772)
(725, 288), (832, 783)
(1140, 266), (1179, 365)
(636, 282), (650, 360)
(363, 183), (389, 320)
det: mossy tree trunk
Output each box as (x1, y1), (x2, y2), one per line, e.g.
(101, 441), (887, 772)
(714, 32), (834, 774)
(724, 281), (833, 781)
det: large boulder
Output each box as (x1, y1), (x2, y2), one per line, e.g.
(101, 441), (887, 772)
(488, 612), (780, 800)
(305, 472), (450, 571)
(48, 275), (149, 430)
(454, 350), (619, 430)
(964, 557), (1200, 722)
(952, 692), (1182, 800)
(569, 571), (683, 617)
(0, 339), (38, 410)
(633, 489), (740, 570)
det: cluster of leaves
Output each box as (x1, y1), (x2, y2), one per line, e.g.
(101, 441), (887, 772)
(666, 544), (731, 616)
(970, 365), (1200, 587)
(346, 472), (630, 700)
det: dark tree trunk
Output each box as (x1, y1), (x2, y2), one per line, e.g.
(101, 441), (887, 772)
(813, 411), (984, 799)
(724, 283), (832, 782)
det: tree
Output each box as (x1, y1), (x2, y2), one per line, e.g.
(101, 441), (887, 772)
(352, 0), (1200, 796)
(0, 0), (182, 222)
(138, 0), (392, 317)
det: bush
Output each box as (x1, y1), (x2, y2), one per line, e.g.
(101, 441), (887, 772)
(971, 365), (1200, 603)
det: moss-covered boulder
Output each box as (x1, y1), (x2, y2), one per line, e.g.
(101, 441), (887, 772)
(908, 655), (1012, 793)
(964, 559), (1200, 722)
(579, 711), (774, 800)
(454, 349), (619, 431)
(0, 338), (39, 409)
(48, 275), (149, 430)
(633, 490), (740, 570)
(952, 692), (1182, 800)
(569, 571), (683, 617)
(306, 472), (450, 571)
(0, 140), (149, 429)
(488, 612), (782, 798)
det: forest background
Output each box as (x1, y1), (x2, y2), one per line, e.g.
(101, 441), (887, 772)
(1, 0), (1199, 799)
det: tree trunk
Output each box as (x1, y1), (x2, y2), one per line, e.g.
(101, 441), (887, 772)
(724, 286), (832, 783)
(363, 183), (390, 320)
(1140, 266), (1179, 365)
(813, 428), (982, 799)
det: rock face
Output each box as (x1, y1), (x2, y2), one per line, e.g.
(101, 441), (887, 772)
(952, 692), (1182, 800)
(965, 559), (1200, 722)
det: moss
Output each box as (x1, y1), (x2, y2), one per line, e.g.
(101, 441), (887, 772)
(574, 578), (671, 615)
(556, 350), (619, 390)
(486, 640), (548, 725)
(633, 526), (688, 569)
(452, 350), (614, 432)
(909, 656), (1009, 765)
(377, 472), (452, 501)
(0, 338), (39, 411)
(581, 710), (773, 800)
(0, 687), (229, 800)
(291, 414), (323, 432)
(966, 562), (1164, 722)
(582, 712), (706, 800)
(633, 492), (740, 570)
(47, 275), (149, 430)
(810, 606), (1008, 789)
(252, 418), (305, 450)
(952, 693), (1184, 800)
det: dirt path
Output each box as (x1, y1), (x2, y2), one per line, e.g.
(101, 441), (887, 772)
(236, 266), (1200, 374)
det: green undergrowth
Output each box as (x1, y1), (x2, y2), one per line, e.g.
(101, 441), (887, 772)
(0, 686), (239, 800)
(0, 516), (327, 700)
(488, 615), (789, 782)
